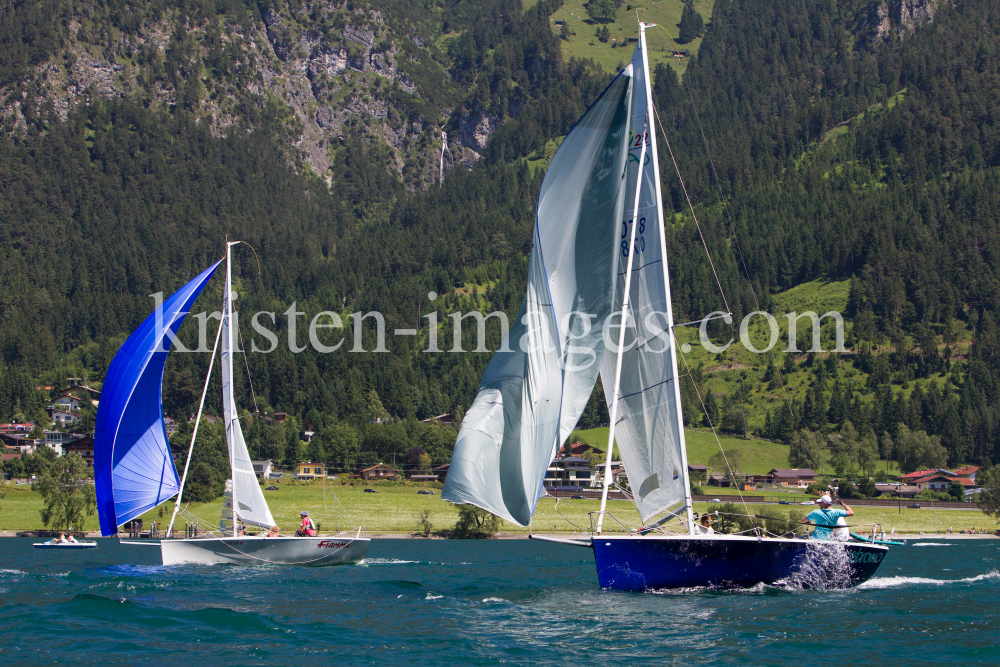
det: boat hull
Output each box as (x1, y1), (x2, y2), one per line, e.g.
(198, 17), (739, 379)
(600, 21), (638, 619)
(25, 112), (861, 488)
(33, 542), (98, 549)
(592, 534), (888, 590)
(159, 536), (370, 567)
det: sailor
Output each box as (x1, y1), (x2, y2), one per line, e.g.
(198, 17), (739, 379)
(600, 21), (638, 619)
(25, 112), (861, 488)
(295, 511), (317, 537)
(801, 495), (853, 540)
(265, 525), (280, 538)
(695, 513), (715, 535)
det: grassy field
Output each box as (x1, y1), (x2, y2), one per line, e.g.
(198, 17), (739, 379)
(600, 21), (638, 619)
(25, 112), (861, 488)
(569, 425), (793, 474)
(2, 479), (991, 535)
(533, 0), (715, 75)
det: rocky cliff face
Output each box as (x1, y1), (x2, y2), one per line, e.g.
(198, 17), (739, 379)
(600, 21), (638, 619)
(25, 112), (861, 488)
(857, 0), (951, 49)
(0, 2), (495, 189)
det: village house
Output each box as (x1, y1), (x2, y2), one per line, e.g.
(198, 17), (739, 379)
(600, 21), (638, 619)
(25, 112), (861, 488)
(688, 464), (708, 480)
(360, 463), (398, 480)
(49, 408), (81, 426)
(64, 438), (95, 466)
(544, 456), (594, 490)
(297, 462), (326, 479)
(52, 393), (87, 413)
(766, 468), (817, 488)
(874, 483), (921, 498)
(252, 460), (274, 479)
(420, 413), (456, 425)
(433, 463), (450, 483)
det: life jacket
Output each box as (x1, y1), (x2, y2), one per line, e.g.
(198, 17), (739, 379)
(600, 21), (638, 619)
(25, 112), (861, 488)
(302, 517), (316, 535)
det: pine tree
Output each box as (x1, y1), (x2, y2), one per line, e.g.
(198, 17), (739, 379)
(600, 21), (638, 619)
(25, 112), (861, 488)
(677, 1), (704, 44)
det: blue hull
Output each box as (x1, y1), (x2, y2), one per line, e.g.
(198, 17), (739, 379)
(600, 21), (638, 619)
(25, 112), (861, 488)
(592, 535), (888, 590)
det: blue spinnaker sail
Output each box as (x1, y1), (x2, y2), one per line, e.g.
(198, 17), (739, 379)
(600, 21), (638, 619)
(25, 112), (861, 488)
(95, 261), (222, 536)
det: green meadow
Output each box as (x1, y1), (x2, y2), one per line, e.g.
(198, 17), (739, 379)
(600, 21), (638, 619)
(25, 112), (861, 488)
(530, 0), (715, 75)
(2, 476), (990, 536)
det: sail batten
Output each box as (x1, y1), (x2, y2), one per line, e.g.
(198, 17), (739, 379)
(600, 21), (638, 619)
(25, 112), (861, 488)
(443, 68), (634, 526)
(95, 260), (223, 536)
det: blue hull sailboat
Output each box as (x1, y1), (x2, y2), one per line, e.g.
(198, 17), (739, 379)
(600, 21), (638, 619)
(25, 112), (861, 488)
(443, 23), (888, 590)
(95, 243), (368, 566)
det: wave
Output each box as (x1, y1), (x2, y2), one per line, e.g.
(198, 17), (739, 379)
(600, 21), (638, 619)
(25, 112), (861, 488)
(357, 558), (419, 566)
(482, 597), (507, 603)
(425, 593), (444, 600)
(858, 570), (1000, 589)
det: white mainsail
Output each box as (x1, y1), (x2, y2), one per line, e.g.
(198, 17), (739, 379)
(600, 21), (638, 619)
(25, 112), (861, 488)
(599, 27), (693, 525)
(442, 67), (634, 526)
(221, 243), (275, 531)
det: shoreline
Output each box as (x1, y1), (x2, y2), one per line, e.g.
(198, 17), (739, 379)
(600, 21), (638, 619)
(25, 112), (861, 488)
(2, 531), (997, 540)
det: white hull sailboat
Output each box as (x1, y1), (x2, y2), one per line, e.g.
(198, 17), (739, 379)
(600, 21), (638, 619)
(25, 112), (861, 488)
(442, 23), (887, 590)
(94, 242), (369, 566)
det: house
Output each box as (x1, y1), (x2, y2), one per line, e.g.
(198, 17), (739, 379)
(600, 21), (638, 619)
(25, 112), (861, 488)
(360, 463), (397, 480)
(954, 466), (980, 483)
(265, 412), (287, 425)
(44, 431), (83, 456)
(688, 464), (708, 480)
(909, 473), (958, 493)
(899, 468), (954, 483)
(66, 383), (101, 403)
(874, 483), (921, 498)
(0, 422), (33, 433)
(420, 414), (455, 425)
(544, 456), (594, 490)
(252, 460), (273, 479)
(168, 443), (186, 469)
(164, 417), (180, 436)
(433, 463), (450, 483)
(559, 442), (605, 458)
(64, 438), (95, 466)
(0, 432), (38, 453)
(297, 462), (326, 479)
(50, 409), (81, 426)
(52, 392), (88, 413)
(767, 468), (817, 488)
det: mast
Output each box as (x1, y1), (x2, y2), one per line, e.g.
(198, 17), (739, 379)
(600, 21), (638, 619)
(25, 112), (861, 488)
(596, 118), (647, 535)
(225, 241), (238, 538)
(166, 313), (224, 538)
(640, 23), (695, 535)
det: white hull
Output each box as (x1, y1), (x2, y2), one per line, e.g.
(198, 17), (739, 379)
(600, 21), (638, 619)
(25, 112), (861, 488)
(158, 535), (370, 566)
(33, 542), (98, 549)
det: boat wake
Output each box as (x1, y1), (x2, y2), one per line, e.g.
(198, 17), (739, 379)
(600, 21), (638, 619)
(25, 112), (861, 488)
(357, 558), (419, 566)
(912, 543), (952, 547)
(858, 570), (1000, 589)
(779, 542), (853, 590)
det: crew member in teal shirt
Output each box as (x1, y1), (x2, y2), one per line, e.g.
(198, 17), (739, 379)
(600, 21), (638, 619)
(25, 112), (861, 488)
(801, 495), (854, 539)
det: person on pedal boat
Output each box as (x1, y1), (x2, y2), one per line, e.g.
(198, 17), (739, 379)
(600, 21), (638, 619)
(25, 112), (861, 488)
(801, 495), (854, 540)
(295, 511), (317, 537)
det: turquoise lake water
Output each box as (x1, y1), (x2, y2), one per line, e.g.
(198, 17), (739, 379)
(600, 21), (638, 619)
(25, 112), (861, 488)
(0, 537), (997, 665)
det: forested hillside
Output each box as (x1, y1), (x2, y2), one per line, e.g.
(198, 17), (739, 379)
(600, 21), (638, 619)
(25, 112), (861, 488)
(4, 0), (1000, 484)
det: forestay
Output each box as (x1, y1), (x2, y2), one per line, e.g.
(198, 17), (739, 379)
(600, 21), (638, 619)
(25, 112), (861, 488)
(442, 68), (634, 526)
(599, 34), (690, 523)
(220, 244), (275, 530)
(95, 260), (223, 536)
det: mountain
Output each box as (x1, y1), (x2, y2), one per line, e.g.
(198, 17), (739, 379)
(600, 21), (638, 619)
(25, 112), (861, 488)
(3, 0), (1000, 477)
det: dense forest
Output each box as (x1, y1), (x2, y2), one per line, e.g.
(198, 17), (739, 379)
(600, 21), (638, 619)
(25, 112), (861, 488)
(4, 0), (1000, 488)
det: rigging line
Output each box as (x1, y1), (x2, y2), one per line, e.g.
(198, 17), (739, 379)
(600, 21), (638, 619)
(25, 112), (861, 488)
(674, 329), (755, 524)
(651, 101), (731, 315)
(653, 23), (796, 428)
(237, 324), (260, 415)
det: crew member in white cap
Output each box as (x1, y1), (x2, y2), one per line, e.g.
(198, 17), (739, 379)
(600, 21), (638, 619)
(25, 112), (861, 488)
(801, 494), (854, 540)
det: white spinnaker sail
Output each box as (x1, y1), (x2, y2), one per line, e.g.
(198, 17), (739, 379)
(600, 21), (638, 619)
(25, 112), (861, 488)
(221, 246), (275, 530)
(599, 33), (690, 523)
(442, 68), (634, 526)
